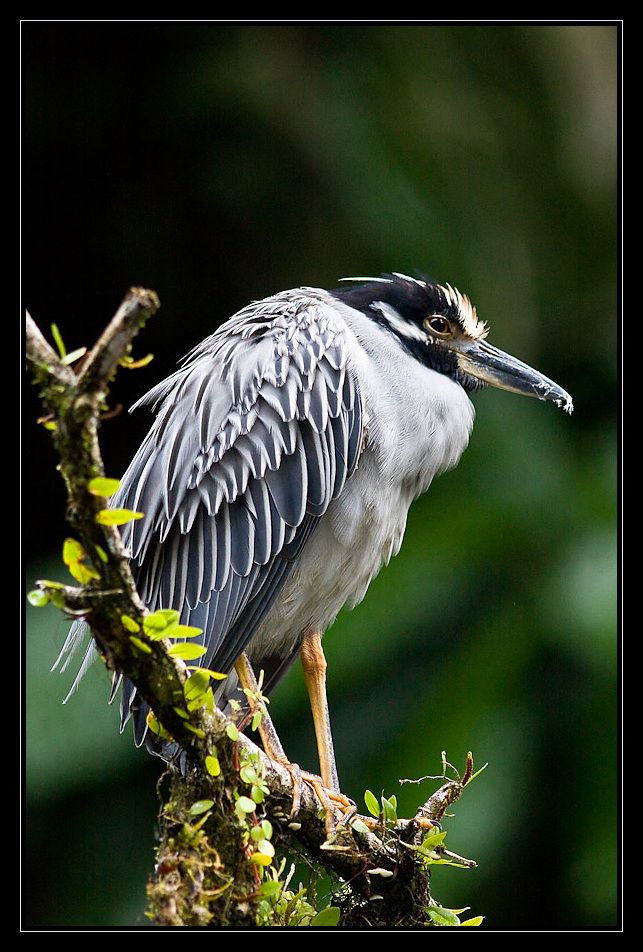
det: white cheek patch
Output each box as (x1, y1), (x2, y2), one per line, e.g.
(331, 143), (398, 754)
(371, 301), (429, 343)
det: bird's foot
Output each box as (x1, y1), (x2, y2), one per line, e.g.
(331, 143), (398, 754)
(290, 766), (356, 842)
(305, 773), (358, 844)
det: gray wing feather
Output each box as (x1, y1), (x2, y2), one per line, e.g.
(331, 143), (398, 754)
(58, 291), (363, 749)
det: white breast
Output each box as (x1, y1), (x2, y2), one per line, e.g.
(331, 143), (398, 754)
(247, 298), (475, 663)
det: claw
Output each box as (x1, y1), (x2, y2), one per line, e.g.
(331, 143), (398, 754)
(299, 773), (356, 840)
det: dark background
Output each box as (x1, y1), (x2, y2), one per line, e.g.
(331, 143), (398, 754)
(23, 22), (619, 930)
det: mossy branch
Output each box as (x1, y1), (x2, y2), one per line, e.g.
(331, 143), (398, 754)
(26, 291), (481, 928)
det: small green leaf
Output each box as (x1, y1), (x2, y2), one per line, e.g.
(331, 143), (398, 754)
(119, 352), (154, 369)
(186, 687), (213, 713)
(146, 711), (172, 739)
(183, 723), (206, 738)
(68, 561), (101, 583)
(88, 477), (121, 498)
(120, 614), (140, 632)
(250, 851), (273, 866)
(62, 538), (84, 564)
(95, 508), (143, 526)
(422, 830), (447, 850)
(50, 322), (66, 357)
(255, 839), (274, 858)
(464, 762), (489, 786)
(259, 880), (282, 897)
(381, 795), (397, 823)
(145, 608), (180, 627)
(184, 672), (213, 715)
(426, 905), (461, 926)
(236, 795), (256, 814)
(461, 915), (484, 926)
(240, 764), (259, 785)
(27, 589), (49, 607)
(189, 799), (214, 816)
(250, 784), (266, 804)
(205, 755), (221, 777)
(184, 669), (210, 695)
(310, 906), (341, 927)
(188, 666), (227, 680)
(129, 635), (152, 654)
(40, 579), (65, 590)
(364, 789), (380, 818)
(61, 538), (101, 582)
(167, 642), (207, 660)
(143, 609), (180, 638)
(172, 624), (204, 639)
(46, 587), (67, 609)
(226, 722), (239, 741)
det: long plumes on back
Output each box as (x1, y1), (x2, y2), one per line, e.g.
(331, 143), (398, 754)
(58, 288), (365, 750)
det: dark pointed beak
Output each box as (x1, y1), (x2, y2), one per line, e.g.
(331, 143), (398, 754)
(455, 339), (574, 413)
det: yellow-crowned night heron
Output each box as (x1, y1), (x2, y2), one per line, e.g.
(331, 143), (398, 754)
(56, 273), (572, 799)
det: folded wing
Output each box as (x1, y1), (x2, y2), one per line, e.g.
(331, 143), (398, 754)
(58, 290), (363, 750)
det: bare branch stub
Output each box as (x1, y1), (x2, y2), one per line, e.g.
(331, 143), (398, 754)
(76, 287), (161, 393)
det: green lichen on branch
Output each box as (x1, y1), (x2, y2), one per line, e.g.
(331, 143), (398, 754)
(25, 289), (207, 753)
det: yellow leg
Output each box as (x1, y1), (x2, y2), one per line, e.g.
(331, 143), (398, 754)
(235, 647), (354, 838)
(234, 652), (288, 764)
(235, 653), (306, 817)
(300, 629), (340, 793)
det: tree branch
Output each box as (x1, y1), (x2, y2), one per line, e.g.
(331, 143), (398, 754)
(26, 290), (481, 928)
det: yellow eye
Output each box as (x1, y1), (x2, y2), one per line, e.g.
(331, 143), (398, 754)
(425, 316), (451, 335)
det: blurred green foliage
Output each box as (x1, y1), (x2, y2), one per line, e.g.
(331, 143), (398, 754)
(23, 23), (618, 929)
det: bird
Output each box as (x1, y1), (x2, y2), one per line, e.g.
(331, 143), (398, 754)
(55, 273), (573, 808)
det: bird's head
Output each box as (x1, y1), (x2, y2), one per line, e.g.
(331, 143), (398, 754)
(333, 273), (573, 413)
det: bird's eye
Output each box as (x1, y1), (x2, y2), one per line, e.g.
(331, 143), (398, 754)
(424, 316), (451, 335)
